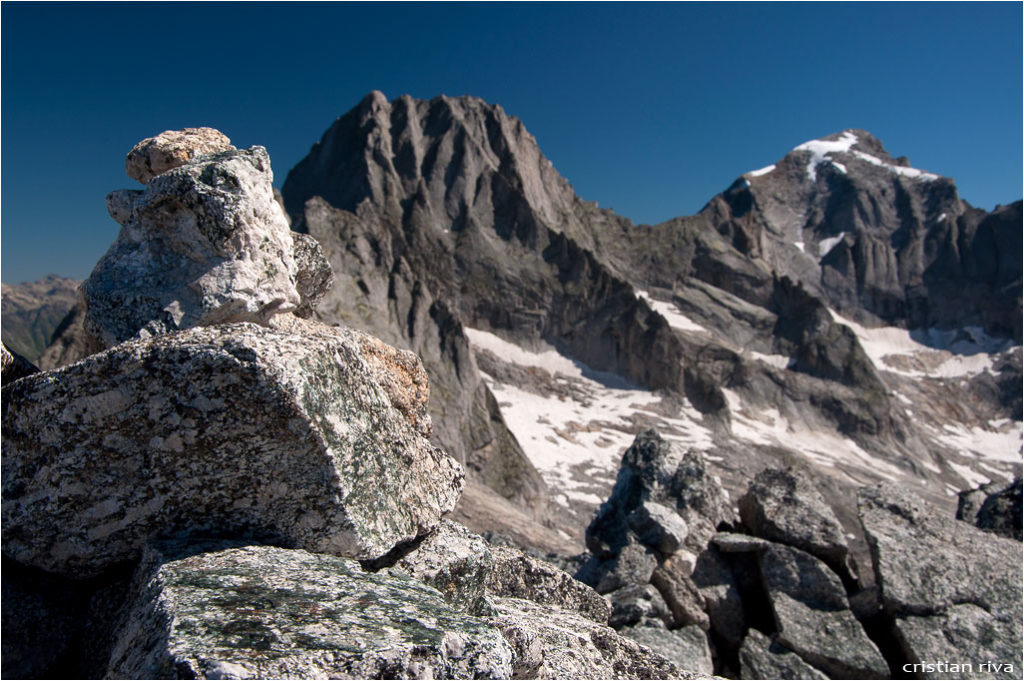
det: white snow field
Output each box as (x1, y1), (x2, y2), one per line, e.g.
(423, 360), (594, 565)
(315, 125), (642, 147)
(794, 131), (858, 181)
(465, 327), (714, 514)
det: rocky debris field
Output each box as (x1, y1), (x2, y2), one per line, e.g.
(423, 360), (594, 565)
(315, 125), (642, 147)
(572, 430), (1023, 679)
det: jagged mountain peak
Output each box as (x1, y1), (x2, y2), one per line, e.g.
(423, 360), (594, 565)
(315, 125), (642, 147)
(701, 125), (1018, 340)
(284, 91), (604, 252)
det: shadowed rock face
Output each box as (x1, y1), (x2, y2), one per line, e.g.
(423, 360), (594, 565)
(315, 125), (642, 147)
(1, 343), (37, 386)
(956, 477), (1023, 541)
(282, 92), (695, 517)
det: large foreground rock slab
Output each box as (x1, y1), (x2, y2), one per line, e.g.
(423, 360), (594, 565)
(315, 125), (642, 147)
(2, 322), (463, 577)
(859, 482), (1022, 677)
(106, 543), (514, 679)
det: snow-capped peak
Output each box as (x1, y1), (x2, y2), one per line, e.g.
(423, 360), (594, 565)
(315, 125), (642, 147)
(793, 131), (859, 182)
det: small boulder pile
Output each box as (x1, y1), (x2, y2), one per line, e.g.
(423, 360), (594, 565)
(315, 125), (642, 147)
(575, 430), (729, 676)
(579, 429), (1023, 680)
(1, 131), (706, 680)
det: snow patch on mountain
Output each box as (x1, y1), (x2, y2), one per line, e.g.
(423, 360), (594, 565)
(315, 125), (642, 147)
(721, 388), (906, 481)
(794, 131), (859, 181)
(851, 150), (940, 181)
(828, 310), (1011, 378)
(747, 164), (775, 178)
(746, 350), (792, 370)
(637, 291), (709, 334)
(464, 327), (582, 377)
(947, 460), (992, 489)
(930, 422), (1023, 464)
(818, 233), (848, 260)
(466, 327), (715, 520)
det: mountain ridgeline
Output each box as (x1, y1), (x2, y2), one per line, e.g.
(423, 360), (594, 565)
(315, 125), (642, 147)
(277, 91), (1020, 528)
(6, 95), (1022, 680)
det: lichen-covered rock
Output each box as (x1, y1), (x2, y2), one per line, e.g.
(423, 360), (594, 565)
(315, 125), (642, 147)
(488, 597), (703, 680)
(738, 629), (828, 680)
(859, 482), (1022, 676)
(738, 466), (849, 570)
(2, 322), (463, 577)
(105, 543), (515, 679)
(485, 546), (611, 624)
(126, 127), (235, 184)
(86, 145), (305, 347)
(397, 521), (611, 624)
(292, 232), (334, 318)
(619, 624), (714, 676)
(396, 520), (492, 582)
(956, 477), (1022, 541)
(758, 543), (888, 678)
(270, 314), (433, 437)
(1, 342), (38, 385)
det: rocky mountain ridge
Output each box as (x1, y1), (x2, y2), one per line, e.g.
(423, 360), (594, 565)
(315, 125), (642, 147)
(272, 92), (1021, 545)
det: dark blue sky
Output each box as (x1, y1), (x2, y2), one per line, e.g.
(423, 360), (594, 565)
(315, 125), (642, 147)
(2, 2), (1021, 284)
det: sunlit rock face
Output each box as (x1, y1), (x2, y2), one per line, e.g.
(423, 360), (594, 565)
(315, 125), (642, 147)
(2, 321), (463, 578)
